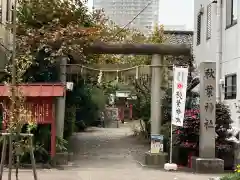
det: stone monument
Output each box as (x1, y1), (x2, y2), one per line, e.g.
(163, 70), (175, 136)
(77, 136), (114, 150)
(191, 62), (224, 173)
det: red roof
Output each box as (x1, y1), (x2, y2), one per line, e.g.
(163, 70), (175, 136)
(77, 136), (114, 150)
(0, 83), (65, 97)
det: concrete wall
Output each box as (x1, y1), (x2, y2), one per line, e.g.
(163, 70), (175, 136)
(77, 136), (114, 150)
(193, 0), (240, 128)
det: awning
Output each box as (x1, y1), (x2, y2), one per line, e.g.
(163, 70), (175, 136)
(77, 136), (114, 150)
(0, 83), (65, 97)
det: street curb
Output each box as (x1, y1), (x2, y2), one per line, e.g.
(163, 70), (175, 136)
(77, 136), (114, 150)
(137, 160), (222, 180)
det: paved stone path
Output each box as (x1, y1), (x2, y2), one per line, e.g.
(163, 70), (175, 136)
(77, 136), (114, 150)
(2, 122), (220, 180)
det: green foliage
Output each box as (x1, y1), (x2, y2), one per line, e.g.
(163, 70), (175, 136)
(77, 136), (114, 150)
(65, 77), (100, 129)
(221, 173), (240, 180)
(90, 87), (107, 111)
(64, 106), (76, 140)
(22, 49), (59, 83)
(174, 92), (233, 152)
(101, 80), (119, 95)
(216, 103), (233, 152)
(220, 165), (240, 179)
(56, 136), (68, 153)
(160, 122), (171, 151)
(20, 125), (51, 164)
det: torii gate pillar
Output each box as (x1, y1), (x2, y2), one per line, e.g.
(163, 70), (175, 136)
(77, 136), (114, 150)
(145, 54), (167, 167)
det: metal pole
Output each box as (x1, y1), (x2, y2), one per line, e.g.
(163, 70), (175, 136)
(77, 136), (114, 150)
(0, 136), (7, 180)
(169, 69), (174, 163)
(29, 136), (38, 180)
(8, 135), (13, 180)
(169, 123), (173, 163)
(215, 0), (223, 102)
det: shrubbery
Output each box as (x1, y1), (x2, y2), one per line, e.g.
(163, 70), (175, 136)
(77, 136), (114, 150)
(133, 77), (234, 166)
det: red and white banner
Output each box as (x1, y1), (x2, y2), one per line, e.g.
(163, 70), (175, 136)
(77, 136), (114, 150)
(171, 66), (188, 126)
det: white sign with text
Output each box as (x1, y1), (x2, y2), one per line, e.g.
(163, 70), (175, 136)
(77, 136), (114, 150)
(171, 66), (188, 127)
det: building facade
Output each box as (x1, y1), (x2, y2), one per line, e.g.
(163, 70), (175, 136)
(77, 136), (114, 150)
(92, 0), (159, 34)
(193, 0), (240, 127)
(0, 0), (13, 76)
(0, 0), (13, 48)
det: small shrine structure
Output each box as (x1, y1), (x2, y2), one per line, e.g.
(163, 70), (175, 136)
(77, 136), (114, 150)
(0, 83), (65, 157)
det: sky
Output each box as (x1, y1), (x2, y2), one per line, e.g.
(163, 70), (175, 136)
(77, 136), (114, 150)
(159, 0), (194, 30)
(87, 0), (194, 30)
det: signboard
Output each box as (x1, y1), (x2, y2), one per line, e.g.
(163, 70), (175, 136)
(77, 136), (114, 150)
(24, 99), (53, 124)
(150, 135), (164, 153)
(105, 107), (119, 121)
(171, 66), (188, 126)
(3, 98), (53, 124)
(115, 91), (131, 98)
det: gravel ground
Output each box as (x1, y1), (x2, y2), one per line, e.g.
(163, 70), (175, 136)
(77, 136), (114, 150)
(2, 121), (220, 180)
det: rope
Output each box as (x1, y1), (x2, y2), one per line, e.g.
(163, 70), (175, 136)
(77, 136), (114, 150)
(64, 64), (186, 73)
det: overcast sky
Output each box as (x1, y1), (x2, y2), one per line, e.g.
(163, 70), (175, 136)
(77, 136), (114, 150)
(87, 0), (194, 30)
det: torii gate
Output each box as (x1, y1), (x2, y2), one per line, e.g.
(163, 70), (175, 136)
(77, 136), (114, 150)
(58, 42), (191, 136)
(56, 41), (191, 167)
(89, 42), (191, 165)
(86, 42), (191, 134)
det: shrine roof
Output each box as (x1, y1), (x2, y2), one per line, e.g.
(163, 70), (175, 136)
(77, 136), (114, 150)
(0, 83), (65, 97)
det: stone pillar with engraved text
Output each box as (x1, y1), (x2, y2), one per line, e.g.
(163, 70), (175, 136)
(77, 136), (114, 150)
(191, 62), (224, 173)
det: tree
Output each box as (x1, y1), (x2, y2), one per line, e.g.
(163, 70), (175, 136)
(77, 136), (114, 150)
(16, 0), (147, 68)
(132, 25), (192, 136)
(1, 0), (114, 170)
(16, 0), (102, 67)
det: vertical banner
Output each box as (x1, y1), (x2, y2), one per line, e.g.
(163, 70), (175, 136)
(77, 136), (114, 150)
(150, 135), (164, 153)
(171, 66), (188, 126)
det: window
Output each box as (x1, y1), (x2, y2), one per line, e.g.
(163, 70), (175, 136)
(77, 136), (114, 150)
(6, 0), (10, 22)
(11, 5), (14, 23)
(196, 12), (202, 45)
(226, 0), (237, 28)
(206, 4), (211, 39)
(225, 74), (237, 99)
(0, 6), (2, 23)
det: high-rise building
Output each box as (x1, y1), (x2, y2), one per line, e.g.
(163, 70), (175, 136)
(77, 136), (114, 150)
(92, 0), (159, 34)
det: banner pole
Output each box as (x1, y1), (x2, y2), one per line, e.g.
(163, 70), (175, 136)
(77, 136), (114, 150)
(165, 66), (188, 171)
(169, 66), (175, 164)
(169, 122), (173, 163)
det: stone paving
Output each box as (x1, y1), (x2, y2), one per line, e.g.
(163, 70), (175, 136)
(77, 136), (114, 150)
(2, 122), (220, 180)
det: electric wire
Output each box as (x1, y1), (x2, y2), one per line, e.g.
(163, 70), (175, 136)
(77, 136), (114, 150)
(113, 0), (153, 37)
